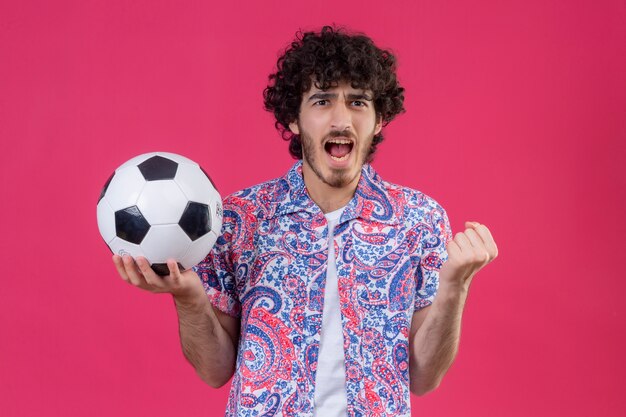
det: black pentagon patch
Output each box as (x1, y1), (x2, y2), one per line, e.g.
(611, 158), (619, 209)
(179, 202), (211, 241)
(151, 262), (184, 276)
(99, 171), (115, 203)
(200, 166), (219, 191)
(115, 205), (151, 244)
(138, 155), (178, 181)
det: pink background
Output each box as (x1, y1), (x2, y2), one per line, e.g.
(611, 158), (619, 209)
(1, 0), (625, 416)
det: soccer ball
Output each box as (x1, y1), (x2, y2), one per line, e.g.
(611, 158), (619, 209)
(97, 152), (223, 275)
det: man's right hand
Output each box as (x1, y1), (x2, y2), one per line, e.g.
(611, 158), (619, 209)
(112, 255), (205, 301)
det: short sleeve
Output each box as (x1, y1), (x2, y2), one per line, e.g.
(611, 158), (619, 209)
(192, 210), (242, 318)
(414, 201), (453, 311)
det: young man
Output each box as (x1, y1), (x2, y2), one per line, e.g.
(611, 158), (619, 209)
(113, 26), (498, 417)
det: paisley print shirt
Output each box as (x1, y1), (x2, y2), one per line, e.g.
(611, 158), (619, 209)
(194, 161), (452, 417)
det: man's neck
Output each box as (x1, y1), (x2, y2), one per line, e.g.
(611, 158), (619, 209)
(301, 163), (361, 214)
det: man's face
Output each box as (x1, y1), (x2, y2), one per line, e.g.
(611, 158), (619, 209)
(289, 80), (382, 190)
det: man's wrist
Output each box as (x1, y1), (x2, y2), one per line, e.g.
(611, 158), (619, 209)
(173, 288), (209, 312)
(436, 279), (470, 305)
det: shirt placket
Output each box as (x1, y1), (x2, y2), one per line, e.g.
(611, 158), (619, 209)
(301, 211), (329, 415)
(333, 219), (366, 411)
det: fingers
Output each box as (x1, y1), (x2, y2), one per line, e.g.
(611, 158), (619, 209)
(465, 221), (480, 228)
(452, 231), (472, 253)
(472, 223), (498, 260)
(441, 221), (498, 286)
(136, 256), (164, 288)
(112, 255), (180, 294)
(464, 221), (498, 261)
(113, 255), (129, 282)
(464, 229), (491, 265)
(452, 223), (492, 265)
(122, 255), (146, 287)
(157, 259), (194, 298)
(167, 259), (182, 285)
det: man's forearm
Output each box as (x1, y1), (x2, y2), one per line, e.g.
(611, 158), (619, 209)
(409, 282), (469, 395)
(173, 292), (237, 388)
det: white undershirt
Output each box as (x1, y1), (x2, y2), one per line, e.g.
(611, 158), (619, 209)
(313, 207), (348, 416)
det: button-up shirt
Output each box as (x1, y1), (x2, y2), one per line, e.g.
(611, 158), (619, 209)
(194, 161), (452, 417)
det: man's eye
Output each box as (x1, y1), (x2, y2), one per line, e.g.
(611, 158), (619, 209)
(352, 100), (366, 107)
(314, 100), (328, 106)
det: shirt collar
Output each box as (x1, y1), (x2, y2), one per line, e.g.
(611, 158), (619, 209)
(267, 160), (402, 225)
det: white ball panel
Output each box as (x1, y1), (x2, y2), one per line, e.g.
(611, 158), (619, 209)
(209, 197), (224, 235)
(97, 198), (117, 244)
(140, 225), (191, 264)
(155, 152), (198, 166)
(104, 167), (147, 211)
(180, 230), (219, 270)
(117, 152), (158, 171)
(137, 180), (188, 225)
(174, 163), (216, 204)
(108, 237), (145, 258)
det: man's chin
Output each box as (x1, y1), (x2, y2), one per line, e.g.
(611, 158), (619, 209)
(322, 168), (357, 188)
(302, 148), (362, 190)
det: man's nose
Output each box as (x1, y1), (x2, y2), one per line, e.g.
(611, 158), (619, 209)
(330, 100), (352, 132)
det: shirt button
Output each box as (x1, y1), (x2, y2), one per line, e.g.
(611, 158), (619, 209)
(311, 283), (319, 291)
(305, 336), (315, 344)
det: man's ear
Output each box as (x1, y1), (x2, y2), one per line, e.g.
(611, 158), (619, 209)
(374, 115), (383, 135)
(289, 120), (300, 135)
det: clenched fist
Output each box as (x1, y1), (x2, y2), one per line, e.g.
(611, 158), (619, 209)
(439, 221), (498, 291)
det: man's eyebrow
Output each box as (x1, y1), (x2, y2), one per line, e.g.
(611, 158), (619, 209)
(307, 92), (337, 101)
(306, 92), (373, 101)
(346, 93), (373, 101)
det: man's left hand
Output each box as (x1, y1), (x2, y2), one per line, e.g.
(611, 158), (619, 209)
(439, 221), (498, 292)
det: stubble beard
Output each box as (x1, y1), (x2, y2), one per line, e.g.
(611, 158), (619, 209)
(299, 127), (373, 189)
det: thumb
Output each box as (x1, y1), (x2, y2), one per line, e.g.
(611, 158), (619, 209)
(167, 259), (183, 283)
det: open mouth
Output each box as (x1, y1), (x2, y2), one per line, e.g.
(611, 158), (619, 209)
(324, 138), (354, 162)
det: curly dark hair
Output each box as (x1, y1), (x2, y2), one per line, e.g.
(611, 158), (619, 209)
(263, 26), (405, 162)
